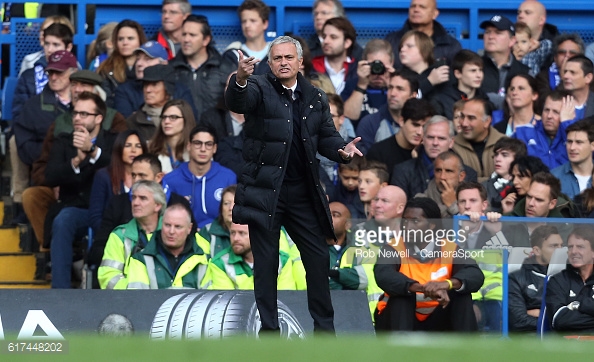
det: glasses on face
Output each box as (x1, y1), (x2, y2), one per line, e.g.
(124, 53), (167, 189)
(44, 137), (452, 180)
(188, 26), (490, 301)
(160, 115), (184, 121)
(45, 70), (66, 77)
(191, 140), (215, 149)
(72, 111), (99, 119)
(556, 49), (579, 56)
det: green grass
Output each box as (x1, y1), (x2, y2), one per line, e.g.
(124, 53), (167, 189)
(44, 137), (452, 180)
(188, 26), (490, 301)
(4, 334), (593, 361)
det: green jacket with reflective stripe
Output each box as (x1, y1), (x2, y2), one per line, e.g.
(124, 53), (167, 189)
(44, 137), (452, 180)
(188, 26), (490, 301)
(98, 217), (162, 289)
(127, 232), (210, 289)
(198, 219), (230, 257)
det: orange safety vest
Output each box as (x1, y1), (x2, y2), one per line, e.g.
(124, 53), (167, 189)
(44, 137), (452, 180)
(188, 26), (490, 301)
(377, 238), (456, 321)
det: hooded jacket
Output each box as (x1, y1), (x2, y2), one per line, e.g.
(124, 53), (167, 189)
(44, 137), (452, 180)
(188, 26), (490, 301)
(508, 255), (548, 332)
(162, 161), (236, 229)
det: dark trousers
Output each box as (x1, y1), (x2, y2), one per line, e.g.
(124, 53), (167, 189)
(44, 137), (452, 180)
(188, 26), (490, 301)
(249, 181), (335, 333)
(375, 290), (478, 332)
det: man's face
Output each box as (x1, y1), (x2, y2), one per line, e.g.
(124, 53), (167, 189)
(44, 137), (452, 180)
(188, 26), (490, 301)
(330, 103), (344, 131)
(43, 35), (69, 60)
(493, 148), (516, 178)
(423, 122), (453, 159)
(131, 187), (161, 219)
(70, 80), (95, 104)
(460, 100), (490, 142)
(182, 22), (210, 58)
(47, 69), (72, 94)
(457, 188), (488, 214)
(313, 2), (337, 33)
(534, 234), (563, 265)
(562, 61), (592, 93)
(339, 168), (359, 192)
(230, 223), (251, 257)
(322, 24), (351, 58)
(143, 81), (169, 108)
(568, 235), (594, 269)
(72, 99), (101, 133)
(566, 131), (594, 165)
(554, 40), (581, 69)
(513, 32), (532, 60)
(162, 3), (188, 34)
(525, 182), (556, 217)
(268, 42), (302, 84)
(387, 75), (415, 113)
(135, 52), (163, 79)
(399, 118), (427, 148)
(434, 157), (465, 193)
(542, 97), (562, 137)
(483, 26), (515, 55)
(221, 191), (235, 227)
(367, 51), (393, 88)
(455, 63), (484, 90)
(161, 208), (192, 251)
(330, 202), (351, 236)
(188, 131), (217, 166)
(408, 0), (438, 27)
(240, 9), (268, 42)
(517, 1), (545, 33)
(358, 170), (383, 203)
(403, 207), (434, 243)
(373, 188), (405, 224)
(132, 161), (162, 183)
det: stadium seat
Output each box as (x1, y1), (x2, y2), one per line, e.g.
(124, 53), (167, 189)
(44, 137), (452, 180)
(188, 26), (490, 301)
(508, 247), (532, 274)
(536, 247), (568, 338)
(1, 76), (17, 122)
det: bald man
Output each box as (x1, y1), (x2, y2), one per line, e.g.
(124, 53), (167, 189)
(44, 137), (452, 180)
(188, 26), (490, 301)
(373, 186), (407, 232)
(517, 1), (556, 75)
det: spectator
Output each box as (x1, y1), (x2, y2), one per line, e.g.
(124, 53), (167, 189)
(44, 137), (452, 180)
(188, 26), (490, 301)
(391, 115), (478, 200)
(307, 0), (363, 60)
(385, 0), (461, 69)
(329, 156), (364, 219)
(551, 119), (594, 199)
(517, 1), (559, 43)
(357, 161), (388, 219)
(429, 49), (487, 120)
(88, 130), (148, 238)
(97, 19), (147, 107)
(342, 39), (395, 126)
(114, 41), (196, 119)
(87, 22), (117, 71)
(318, 93), (353, 183)
(453, 98), (505, 182)
(199, 185), (236, 257)
(203, 222), (295, 290)
(126, 64), (176, 141)
(514, 22), (550, 77)
(311, 17), (358, 94)
(535, 33), (584, 98)
(496, 74), (540, 136)
(513, 90), (578, 170)
(456, 181), (494, 250)
(509, 225), (562, 332)
(482, 138), (527, 213)
(127, 203), (210, 289)
(374, 197), (484, 331)
(19, 15), (74, 76)
(416, 151), (466, 218)
(501, 156), (550, 215)
(223, 0), (271, 75)
(356, 69), (418, 155)
(479, 15), (530, 110)
(399, 30), (449, 98)
(452, 99), (464, 133)
(562, 55), (594, 119)
(547, 226), (594, 333)
(45, 92), (119, 288)
(171, 15), (234, 120)
(153, 0), (191, 59)
(586, 42), (594, 65)
(148, 99), (196, 173)
(98, 180), (166, 289)
(366, 98), (434, 178)
(162, 126), (236, 229)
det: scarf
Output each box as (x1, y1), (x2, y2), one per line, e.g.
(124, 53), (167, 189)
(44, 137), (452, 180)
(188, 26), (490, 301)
(142, 104), (164, 128)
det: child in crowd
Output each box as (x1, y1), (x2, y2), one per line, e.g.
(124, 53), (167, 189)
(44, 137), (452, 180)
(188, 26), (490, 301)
(482, 138), (527, 212)
(329, 156), (363, 218)
(357, 160), (389, 220)
(514, 22), (552, 76)
(513, 22), (536, 62)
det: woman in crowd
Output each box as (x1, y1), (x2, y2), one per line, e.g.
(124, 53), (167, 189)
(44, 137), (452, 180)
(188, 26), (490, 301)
(87, 22), (117, 71)
(399, 30), (449, 98)
(502, 156), (549, 214)
(199, 184), (236, 257)
(88, 130), (148, 236)
(148, 99), (196, 173)
(97, 19), (146, 107)
(496, 74), (540, 136)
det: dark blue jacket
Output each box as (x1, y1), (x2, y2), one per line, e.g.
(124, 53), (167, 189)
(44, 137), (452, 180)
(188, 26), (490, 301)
(513, 120), (575, 170)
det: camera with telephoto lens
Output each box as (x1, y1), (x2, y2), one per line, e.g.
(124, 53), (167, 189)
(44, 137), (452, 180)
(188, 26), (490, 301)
(369, 60), (386, 75)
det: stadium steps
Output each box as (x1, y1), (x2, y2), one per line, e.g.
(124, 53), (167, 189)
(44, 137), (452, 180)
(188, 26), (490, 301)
(0, 201), (50, 289)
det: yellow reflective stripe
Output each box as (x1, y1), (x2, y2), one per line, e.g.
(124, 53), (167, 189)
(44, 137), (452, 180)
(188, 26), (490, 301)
(106, 274), (124, 289)
(368, 293), (383, 303)
(221, 253), (239, 287)
(128, 282), (149, 289)
(144, 256), (159, 289)
(100, 259), (124, 270)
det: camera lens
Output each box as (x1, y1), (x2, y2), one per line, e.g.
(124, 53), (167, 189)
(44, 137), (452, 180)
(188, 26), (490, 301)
(370, 60), (386, 75)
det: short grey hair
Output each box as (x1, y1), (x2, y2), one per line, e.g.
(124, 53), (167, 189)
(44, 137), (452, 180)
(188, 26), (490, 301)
(162, 0), (192, 14)
(423, 115), (455, 138)
(132, 180), (167, 216)
(268, 36), (303, 61)
(312, 0), (345, 17)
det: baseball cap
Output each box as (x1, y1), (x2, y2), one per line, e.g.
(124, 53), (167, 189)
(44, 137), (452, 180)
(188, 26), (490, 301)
(480, 15), (515, 35)
(69, 70), (104, 86)
(45, 50), (77, 72)
(134, 41), (168, 61)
